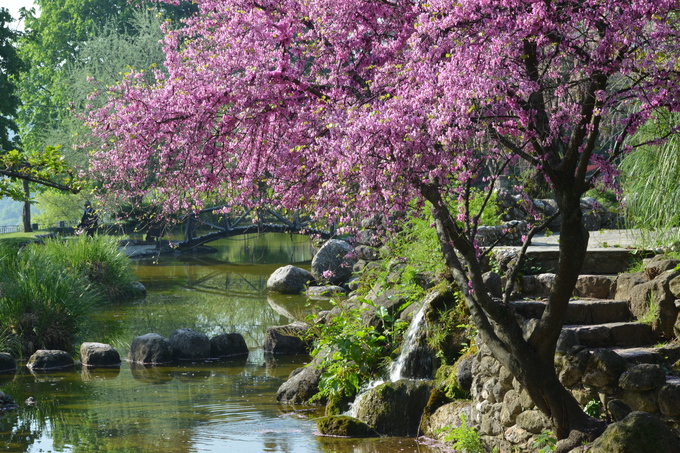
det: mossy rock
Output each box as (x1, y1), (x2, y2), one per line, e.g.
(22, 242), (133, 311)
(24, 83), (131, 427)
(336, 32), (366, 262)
(316, 415), (378, 438)
(351, 379), (433, 436)
(325, 394), (354, 416)
(435, 350), (475, 399)
(588, 411), (679, 453)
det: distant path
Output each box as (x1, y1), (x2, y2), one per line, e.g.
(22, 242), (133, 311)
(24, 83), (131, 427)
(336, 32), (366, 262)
(530, 229), (642, 250)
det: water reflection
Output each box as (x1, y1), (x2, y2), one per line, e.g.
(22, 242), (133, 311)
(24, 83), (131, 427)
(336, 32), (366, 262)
(0, 234), (450, 453)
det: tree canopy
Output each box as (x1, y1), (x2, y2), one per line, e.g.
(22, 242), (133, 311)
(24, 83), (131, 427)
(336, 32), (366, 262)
(16, 0), (196, 160)
(0, 7), (22, 152)
(87, 0), (680, 441)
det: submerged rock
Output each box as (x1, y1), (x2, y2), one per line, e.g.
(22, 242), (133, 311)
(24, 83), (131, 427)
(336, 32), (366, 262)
(80, 342), (121, 367)
(169, 328), (211, 360)
(350, 379), (433, 436)
(0, 353), (16, 372)
(267, 265), (315, 294)
(27, 350), (74, 370)
(128, 333), (172, 364)
(264, 322), (309, 355)
(210, 333), (249, 358)
(276, 360), (324, 405)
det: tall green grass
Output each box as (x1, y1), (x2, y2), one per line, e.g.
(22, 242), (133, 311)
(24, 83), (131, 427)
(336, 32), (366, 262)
(620, 111), (680, 246)
(0, 235), (137, 356)
(38, 235), (138, 300)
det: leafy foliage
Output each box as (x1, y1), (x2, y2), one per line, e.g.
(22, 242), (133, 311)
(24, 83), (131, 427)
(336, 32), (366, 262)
(533, 430), (558, 453)
(621, 111), (680, 245)
(0, 7), (23, 152)
(307, 299), (407, 402)
(583, 399), (603, 419)
(439, 414), (486, 453)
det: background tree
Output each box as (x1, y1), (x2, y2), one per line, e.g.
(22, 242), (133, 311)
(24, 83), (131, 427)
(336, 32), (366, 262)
(87, 0), (680, 444)
(0, 7), (22, 153)
(11, 1), (195, 229)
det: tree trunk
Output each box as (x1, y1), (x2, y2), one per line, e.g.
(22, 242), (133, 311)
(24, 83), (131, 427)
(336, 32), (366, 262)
(22, 179), (31, 233)
(424, 183), (603, 440)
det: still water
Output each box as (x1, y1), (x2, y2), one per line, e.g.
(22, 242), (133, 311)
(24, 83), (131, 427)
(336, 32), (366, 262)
(0, 234), (450, 453)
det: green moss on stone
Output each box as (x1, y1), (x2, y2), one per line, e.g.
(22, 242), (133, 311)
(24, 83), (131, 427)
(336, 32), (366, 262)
(315, 415), (378, 438)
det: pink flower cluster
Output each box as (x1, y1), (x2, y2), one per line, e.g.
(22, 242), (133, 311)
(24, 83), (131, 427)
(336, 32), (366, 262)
(86, 0), (680, 226)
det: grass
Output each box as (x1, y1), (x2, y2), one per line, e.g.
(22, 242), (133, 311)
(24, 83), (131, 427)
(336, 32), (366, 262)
(0, 234), (138, 356)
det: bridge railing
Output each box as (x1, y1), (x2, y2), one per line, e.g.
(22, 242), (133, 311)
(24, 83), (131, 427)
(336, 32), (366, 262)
(179, 205), (335, 248)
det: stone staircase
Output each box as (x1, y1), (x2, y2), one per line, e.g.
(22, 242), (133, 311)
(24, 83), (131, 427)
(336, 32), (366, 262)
(511, 298), (655, 349)
(502, 244), (680, 369)
(471, 236), (680, 450)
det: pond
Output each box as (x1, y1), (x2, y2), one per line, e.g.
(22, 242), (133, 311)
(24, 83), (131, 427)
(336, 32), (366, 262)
(0, 234), (450, 453)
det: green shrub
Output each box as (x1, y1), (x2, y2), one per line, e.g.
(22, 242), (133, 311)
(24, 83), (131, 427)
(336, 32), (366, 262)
(0, 236), (137, 356)
(439, 414), (486, 453)
(533, 430), (557, 452)
(0, 244), (99, 355)
(307, 299), (408, 402)
(37, 235), (138, 300)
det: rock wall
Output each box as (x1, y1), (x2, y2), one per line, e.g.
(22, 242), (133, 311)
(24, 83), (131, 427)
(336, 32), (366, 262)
(470, 341), (680, 451)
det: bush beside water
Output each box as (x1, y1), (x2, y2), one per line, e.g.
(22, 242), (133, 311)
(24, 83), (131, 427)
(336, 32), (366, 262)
(0, 235), (138, 356)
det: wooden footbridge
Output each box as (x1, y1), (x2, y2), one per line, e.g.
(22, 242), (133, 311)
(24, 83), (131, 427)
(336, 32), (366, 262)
(176, 205), (335, 250)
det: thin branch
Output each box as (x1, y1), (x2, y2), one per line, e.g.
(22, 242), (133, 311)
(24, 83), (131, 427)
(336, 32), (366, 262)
(502, 210), (562, 305)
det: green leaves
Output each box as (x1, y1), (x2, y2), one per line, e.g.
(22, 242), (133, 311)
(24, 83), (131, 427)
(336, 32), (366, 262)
(308, 299), (399, 401)
(0, 145), (82, 200)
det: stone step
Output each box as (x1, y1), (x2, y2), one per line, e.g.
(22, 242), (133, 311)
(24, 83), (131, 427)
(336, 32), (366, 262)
(512, 299), (632, 324)
(611, 343), (680, 365)
(495, 247), (650, 275)
(564, 322), (653, 348)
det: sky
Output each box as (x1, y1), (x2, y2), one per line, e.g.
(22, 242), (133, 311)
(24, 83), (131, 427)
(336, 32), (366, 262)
(2, 0), (37, 30)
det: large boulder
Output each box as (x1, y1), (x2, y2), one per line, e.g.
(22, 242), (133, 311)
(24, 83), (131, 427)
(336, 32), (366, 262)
(210, 333), (249, 357)
(0, 353), (16, 372)
(169, 328), (211, 360)
(263, 322), (309, 355)
(311, 239), (356, 285)
(574, 275), (614, 299)
(27, 350), (74, 370)
(350, 379), (433, 436)
(80, 342), (121, 367)
(629, 271), (680, 339)
(587, 411), (680, 453)
(615, 271), (648, 301)
(267, 265), (315, 294)
(128, 333), (173, 364)
(658, 378), (680, 417)
(618, 363), (666, 391)
(420, 400), (472, 441)
(276, 360), (324, 405)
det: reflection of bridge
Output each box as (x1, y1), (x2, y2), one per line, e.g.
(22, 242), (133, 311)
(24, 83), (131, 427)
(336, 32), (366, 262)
(177, 205), (335, 249)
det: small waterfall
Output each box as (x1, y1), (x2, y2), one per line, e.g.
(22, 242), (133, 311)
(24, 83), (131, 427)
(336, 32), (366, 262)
(389, 299), (433, 381)
(347, 297), (434, 418)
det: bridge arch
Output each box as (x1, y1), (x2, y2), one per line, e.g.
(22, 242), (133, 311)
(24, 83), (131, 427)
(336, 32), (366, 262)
(176, 205), (335, 250)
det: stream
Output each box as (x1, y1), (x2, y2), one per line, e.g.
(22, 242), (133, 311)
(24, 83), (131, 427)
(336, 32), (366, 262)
(0, 234), (450, 453)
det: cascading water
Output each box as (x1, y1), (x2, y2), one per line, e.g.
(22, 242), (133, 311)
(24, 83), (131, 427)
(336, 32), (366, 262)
(389, 299), (433, 381)
(347, 296), (434, 417)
